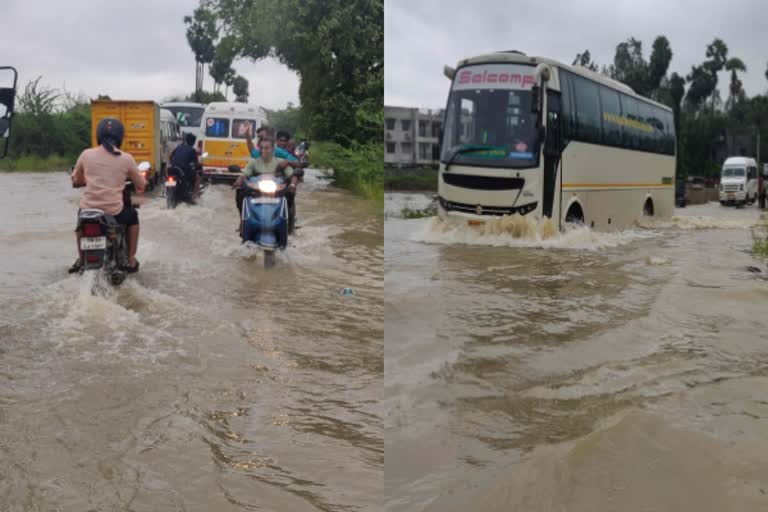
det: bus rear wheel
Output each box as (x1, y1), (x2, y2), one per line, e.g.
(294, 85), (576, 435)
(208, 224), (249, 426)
(643, 198), (654, 216)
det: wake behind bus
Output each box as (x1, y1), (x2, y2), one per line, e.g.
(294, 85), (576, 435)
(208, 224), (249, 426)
(437, 50), (676, 231)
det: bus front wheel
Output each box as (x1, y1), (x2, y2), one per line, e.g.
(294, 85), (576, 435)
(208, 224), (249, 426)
(643, 198), (655, 216)
(565, 204), (584, 224)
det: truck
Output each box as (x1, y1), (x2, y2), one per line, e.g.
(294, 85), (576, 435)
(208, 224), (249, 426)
(91, 100), (181, 187)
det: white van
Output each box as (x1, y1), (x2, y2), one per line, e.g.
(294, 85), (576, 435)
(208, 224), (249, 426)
(161, 102), (206, 141)
(159, 108), (182, 178)
(199, 102), (269, 181)
(719, 156), (758, 206)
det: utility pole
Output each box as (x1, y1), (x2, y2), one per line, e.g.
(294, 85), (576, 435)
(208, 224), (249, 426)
(757, 133), (766, 210)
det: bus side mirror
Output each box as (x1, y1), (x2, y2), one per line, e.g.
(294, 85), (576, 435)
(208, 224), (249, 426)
(531, 86), (540, 114)
(0, 67), (18, 160)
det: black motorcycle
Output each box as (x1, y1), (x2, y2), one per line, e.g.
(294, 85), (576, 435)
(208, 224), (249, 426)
(164, 152), (208, 209)
(74, 162), (149, 286)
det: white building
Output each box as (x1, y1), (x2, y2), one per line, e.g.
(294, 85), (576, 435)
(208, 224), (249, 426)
(385, 106), (443, 167)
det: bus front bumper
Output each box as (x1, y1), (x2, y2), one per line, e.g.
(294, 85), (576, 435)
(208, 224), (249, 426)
(201, 168), (240, 183)
(437, 196), (538, 224)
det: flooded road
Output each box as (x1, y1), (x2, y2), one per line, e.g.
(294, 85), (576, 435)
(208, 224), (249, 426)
(0, 172), (382, 511)
(385, 193), (768, 511)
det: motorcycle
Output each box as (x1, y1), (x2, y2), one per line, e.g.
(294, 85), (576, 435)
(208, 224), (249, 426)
(74, 161), (150, 286)
(239, 174), (289, 268)
(165, 152), (208, 209)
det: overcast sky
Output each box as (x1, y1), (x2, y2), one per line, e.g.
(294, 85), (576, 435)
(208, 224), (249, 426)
(0, 0), (299, 110)
(385, 0), (768, 109)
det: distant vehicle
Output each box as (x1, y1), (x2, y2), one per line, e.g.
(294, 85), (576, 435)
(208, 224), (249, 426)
(199, 102), (269, 182)
(159, 108), (183, 179)
(91, 100), (182, 187)
(0, 66), (18, 159)
(161, 102), (205, 142)
(719, 156), (758, 206)
(437, 51), (676, 231)
(675, 179), (687, 207)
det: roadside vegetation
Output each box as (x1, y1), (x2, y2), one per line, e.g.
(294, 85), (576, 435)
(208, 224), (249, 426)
(385, 166), (438, 191)
(752, 213), (768, 259)
(195, 0), (383, 200)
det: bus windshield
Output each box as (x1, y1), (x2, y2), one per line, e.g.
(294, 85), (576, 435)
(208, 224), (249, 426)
(441, 64), (539, 168)
(165, 106), (204, 128)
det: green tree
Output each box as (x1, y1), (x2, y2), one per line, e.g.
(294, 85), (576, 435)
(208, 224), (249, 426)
(204, 0), (383, 147)
(184, 7), (217, 93)
(232, 75), (249, 103)
(648, 36), (673, 98)
(725, 57), (747, 110)
(209, 34), (238, 93)
(704, 38), (729, 112)
(607, 37), (649, 95)
(269, 102), (304, 135)
(572, 50), (598, 71)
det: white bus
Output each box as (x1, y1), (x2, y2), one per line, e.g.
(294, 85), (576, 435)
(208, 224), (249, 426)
(437, 51), (676, 231)
(161, 102), (206, 141)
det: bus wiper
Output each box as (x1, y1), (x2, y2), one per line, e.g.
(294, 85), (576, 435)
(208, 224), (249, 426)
(444, 145), (491, 170)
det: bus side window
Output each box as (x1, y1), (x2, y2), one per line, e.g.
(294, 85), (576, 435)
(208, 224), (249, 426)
(571, 75), (602, 144)
(559, 70), (575, 139)
(599, 86), (622, 147)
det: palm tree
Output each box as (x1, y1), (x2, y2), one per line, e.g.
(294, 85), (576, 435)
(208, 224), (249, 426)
(184, 8), (217, 93)
(725, 57), (747, 110)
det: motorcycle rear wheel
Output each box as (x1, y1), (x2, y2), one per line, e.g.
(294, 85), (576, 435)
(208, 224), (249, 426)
(166, 186), (177, 209)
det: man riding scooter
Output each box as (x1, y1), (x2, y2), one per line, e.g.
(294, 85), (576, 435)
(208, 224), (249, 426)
(169, 133), (202, 203)
(245, 127), (306, 232)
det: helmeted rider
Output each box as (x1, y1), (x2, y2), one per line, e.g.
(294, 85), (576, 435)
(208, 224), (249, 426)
(69, 117), (146, 273)
(169, 132), (201, 201)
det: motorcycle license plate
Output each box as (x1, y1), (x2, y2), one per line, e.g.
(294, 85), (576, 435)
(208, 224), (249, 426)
(81, 236), (106, 250)
(250, 197), (279, 204)
(165, 182), (177, 187)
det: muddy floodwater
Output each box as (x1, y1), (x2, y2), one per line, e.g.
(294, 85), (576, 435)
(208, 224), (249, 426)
(385, 193), (768, 511)
(0, 171), (383, 511)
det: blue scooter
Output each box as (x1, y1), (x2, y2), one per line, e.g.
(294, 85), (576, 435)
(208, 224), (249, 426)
(240, 174), (289, 268)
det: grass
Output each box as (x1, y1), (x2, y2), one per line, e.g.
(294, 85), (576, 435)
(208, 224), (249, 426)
(0, 154), (74, 172)
(400, 204), (437, 219)
(311, 141), (383, 202)
(752, 213), (768, 259)
(385, 166), (438, 191)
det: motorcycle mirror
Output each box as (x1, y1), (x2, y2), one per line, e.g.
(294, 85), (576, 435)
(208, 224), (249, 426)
(137, 161), (150, 172)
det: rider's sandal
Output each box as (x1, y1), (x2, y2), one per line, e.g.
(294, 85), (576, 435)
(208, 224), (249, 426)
(123, 260), (140, 274)
(68, 259), (82, 274)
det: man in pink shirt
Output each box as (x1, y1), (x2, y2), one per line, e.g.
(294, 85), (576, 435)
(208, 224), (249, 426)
(70, 118), (146, 273)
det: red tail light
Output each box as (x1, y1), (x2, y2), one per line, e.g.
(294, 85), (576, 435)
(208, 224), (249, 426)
(86, 255), (101, 263)
(82, 223), (102, 237)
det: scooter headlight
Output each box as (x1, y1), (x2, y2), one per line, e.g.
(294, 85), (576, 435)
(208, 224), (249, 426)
(258, 180), (277, 193)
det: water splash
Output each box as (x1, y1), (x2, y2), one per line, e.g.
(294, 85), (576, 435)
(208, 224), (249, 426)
(412, 216), (658, 251)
